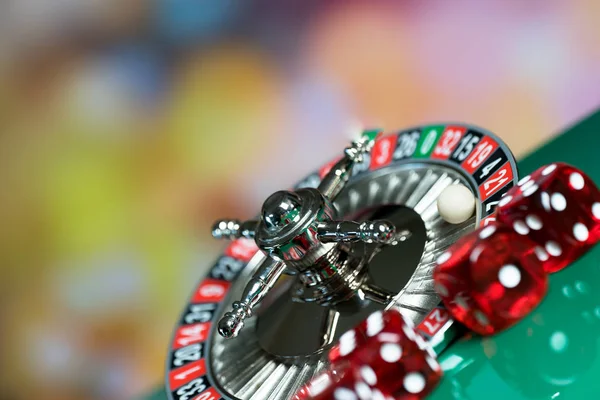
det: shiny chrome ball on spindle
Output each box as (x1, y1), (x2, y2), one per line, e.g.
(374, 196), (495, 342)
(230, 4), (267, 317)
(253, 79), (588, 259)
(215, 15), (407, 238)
(261, 190), (303, 230)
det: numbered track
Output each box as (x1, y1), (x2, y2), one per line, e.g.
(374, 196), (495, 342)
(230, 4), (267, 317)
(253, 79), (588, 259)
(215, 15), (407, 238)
(166, 123), (519, 400)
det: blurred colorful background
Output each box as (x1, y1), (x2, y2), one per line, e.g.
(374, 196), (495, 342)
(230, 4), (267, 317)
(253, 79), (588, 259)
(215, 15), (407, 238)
(1, 1), (600, 399)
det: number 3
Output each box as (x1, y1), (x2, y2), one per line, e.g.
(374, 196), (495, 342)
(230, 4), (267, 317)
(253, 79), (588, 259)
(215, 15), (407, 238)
(375, 139), (391, 164)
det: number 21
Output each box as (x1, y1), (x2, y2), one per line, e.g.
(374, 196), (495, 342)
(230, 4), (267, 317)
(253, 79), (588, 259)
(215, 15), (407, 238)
(483, 167), (509, 196)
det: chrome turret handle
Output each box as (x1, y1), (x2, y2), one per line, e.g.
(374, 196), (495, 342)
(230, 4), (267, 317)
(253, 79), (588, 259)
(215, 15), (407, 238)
(217, 258), (285, 338)
(318, 130), (380, 201)
(213, 219), (410, 246)
(317, 220), (411, 245)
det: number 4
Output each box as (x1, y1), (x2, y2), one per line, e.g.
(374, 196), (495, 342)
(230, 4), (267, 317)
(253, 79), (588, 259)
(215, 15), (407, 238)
(478, 157), (502, 180)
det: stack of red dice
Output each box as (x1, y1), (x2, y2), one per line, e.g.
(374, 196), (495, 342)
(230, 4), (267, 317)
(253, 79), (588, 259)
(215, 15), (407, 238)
(293, 309), (442, 400)
(434, 162), (600, 335)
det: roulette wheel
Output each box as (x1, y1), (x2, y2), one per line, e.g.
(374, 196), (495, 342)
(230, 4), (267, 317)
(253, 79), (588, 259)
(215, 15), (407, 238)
(154, 110), (600, 400)
(165, 124), (519, 400)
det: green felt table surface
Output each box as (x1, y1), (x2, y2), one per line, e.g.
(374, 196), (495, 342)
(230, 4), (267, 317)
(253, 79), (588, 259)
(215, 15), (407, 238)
(141, 110), (600, 400)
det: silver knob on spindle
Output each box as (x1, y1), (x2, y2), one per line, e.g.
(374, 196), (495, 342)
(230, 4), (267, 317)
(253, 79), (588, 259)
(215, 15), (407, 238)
(218, 303), (246, 339)
(261, 191), (302, 230)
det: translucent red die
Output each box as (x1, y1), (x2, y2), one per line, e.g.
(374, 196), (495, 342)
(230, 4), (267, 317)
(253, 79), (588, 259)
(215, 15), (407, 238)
(292, 360), (356, 400)
(349, 310), (441, 399)
(328, 323), (369, 364)
(433, 221), (548, 335)
(328, 307), (411, 365)
(295, 353), (396, 400)
(496, 162), (600, 273)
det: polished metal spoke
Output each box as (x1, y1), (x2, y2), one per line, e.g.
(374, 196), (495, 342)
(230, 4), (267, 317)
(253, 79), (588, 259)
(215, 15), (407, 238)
(237, 360), (277, 398)
(266, 365), (299, 400)
(249, 364), (288, 400)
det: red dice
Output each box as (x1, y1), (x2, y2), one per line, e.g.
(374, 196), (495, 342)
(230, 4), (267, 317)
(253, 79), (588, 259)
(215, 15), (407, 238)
(496, 162), (600, 273)
(351, 311), (442, 399)
(328, 323), (369, 364)
(294, 365), (395, 400)
(329, 308), (411, 364)
(293, 360), (357, 400)
(297, 309), (442, 400)
(433, 221), (548, 335)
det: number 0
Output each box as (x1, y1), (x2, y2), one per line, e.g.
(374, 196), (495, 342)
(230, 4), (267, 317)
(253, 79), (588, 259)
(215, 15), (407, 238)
(420, 130), (438, 154)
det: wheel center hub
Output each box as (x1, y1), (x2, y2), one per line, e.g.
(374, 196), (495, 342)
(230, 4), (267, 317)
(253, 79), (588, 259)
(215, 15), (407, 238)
(254, 206), (427, 359)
